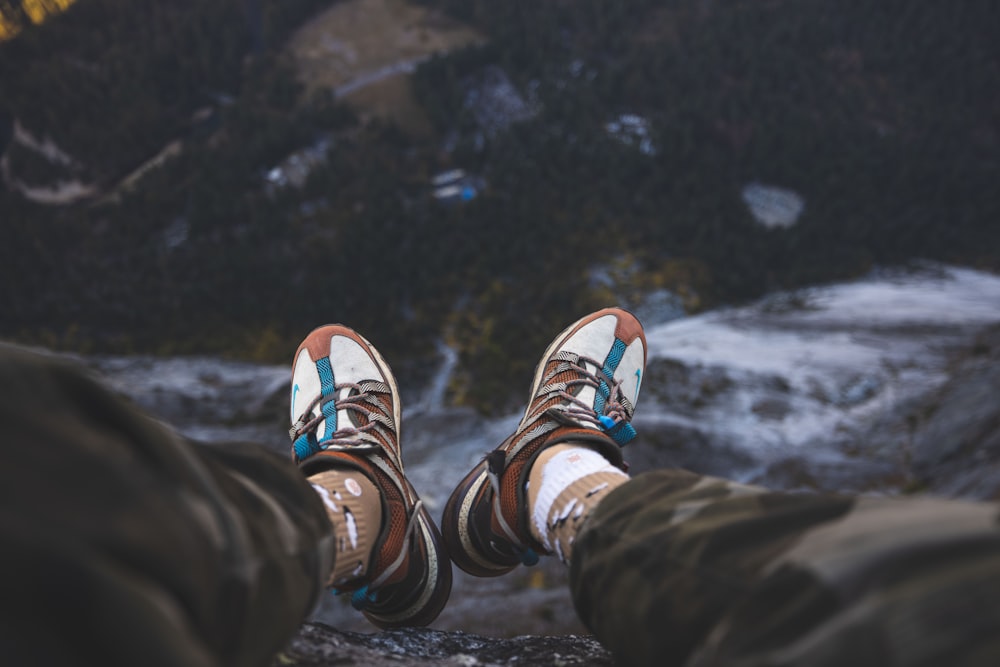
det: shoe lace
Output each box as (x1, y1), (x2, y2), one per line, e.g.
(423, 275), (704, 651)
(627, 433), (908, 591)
(541, 350), (637, 445)
(289, 380), (395, 461)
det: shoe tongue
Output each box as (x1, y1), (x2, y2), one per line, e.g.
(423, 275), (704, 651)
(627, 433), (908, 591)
(317, 386), (358, 439)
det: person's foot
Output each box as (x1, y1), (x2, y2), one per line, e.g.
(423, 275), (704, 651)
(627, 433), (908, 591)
(290, 325), (451, 627)
(442, 308), (646, 576)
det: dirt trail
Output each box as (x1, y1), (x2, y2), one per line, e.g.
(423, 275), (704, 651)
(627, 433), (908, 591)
(287, 0), (483, 132)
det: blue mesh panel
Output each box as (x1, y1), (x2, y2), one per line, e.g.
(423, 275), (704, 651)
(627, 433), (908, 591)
(316, 357), (338, 440)
(294, 433), (320, 461)
(594, 338), (627, 412)
(317, 357), (335, 396)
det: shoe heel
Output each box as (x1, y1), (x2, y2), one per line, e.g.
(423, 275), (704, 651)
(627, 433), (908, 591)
(442, 464), (520, 578)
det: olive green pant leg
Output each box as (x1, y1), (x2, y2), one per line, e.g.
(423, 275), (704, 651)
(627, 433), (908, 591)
(571, 469), (1000, 667)
(0, 344), (333, 667)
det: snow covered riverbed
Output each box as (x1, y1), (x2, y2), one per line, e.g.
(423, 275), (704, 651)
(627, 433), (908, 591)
(634, 264), (1000, 492)
(61, 263), (1000, 633)
(82, 264), (1000, 498)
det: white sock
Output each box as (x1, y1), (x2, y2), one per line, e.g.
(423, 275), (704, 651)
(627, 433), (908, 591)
(527, 444), (628, 564)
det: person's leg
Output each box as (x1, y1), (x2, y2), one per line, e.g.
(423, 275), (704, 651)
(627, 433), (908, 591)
(573, 470), (1000, 666)
(0, 321), (453, 666)
(0, 343), (332, 667)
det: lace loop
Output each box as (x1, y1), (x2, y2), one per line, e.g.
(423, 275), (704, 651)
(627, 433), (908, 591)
(544, 354), (637, 445)
(289, 382), (392, 461)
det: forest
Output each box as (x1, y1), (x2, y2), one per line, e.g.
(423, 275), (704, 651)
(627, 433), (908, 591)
(1, 0), (998, 411)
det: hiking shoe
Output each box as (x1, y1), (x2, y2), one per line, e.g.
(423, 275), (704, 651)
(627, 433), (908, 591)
(289, 325), (451, 628)
(442, 308), (646, 577)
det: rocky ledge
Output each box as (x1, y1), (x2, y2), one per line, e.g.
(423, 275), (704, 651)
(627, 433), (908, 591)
(273, 622), (613, 666)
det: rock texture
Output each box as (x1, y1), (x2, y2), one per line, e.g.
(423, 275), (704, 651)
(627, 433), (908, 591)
(629, 265), (1000, 500)
(273, 623), (613, 666)
(909, 324), (1000, 499)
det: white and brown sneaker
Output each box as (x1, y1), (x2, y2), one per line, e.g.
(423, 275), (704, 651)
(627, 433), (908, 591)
(290, 325), (451, 627)
(442, 308), (646, 577)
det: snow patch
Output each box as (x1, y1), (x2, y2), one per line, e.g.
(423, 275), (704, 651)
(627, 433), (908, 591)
(640, 264), (1000, 478)
(741, 182), (805, 228)
(463, 67), (540, 138)
(0, 118), (99, 205)
(605, 114), (656, 156)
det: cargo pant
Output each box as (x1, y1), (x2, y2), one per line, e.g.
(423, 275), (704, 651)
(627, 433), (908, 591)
(574, 470), (1000, 667)
(5, 344), (1000, 667)
(0, 344), (333, 667)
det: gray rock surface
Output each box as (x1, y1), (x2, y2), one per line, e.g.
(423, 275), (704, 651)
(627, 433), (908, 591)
(910, 325), (1000, 499)
(273, 623), (612, 666)
(629, 265), (1000, 499)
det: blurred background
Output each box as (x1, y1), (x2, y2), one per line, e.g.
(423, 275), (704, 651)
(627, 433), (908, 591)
(2, 0), (999, 637)
(2, 0), (997, 406)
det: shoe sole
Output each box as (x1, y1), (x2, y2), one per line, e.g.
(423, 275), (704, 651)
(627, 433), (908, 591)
(442, 463), (517, 577)
(443, 308), (639, 577)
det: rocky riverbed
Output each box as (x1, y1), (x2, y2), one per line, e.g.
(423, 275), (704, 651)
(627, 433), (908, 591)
(77, 262), (1000, 664)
